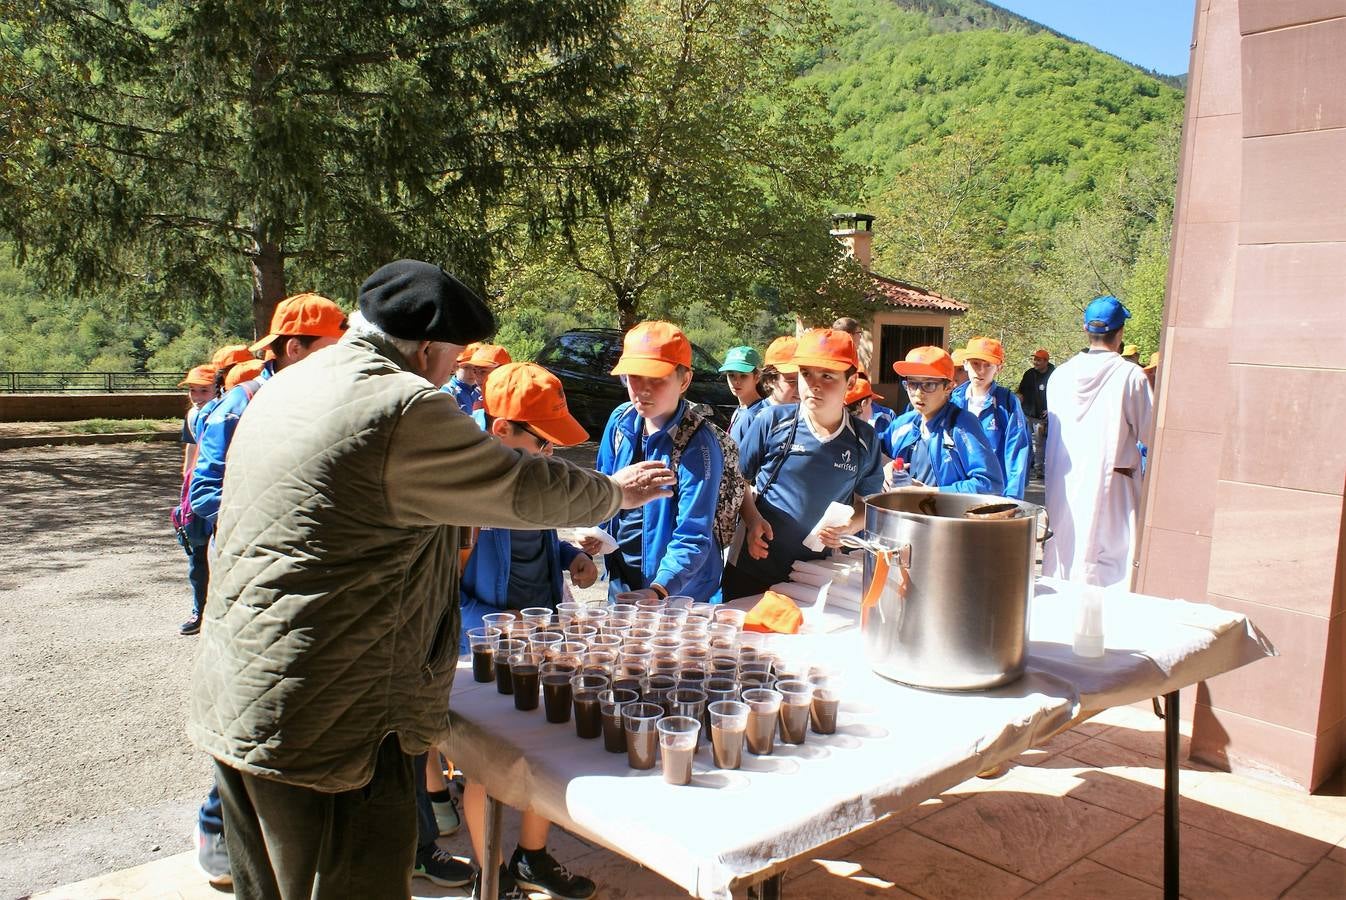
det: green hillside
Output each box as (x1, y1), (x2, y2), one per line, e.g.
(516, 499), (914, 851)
(803, 0), (1185, 233)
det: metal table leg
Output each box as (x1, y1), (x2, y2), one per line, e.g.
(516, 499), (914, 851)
(482, 795), (504, 899)
(748, 872), (784, 900)
(1162, 690), (1180, 900)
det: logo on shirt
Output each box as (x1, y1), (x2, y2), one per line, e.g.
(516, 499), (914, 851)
(834, 448), (857, 473)
(789, 443), (806, 453)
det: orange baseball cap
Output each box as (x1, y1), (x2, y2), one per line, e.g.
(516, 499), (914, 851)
(250, 292), (348, 352)
(178, 364), (218, 387)
(959, 337), (1005, 365)
(762, 336), (799, 374)
(792, 328), (858, 372)
(457, 341), (483, 366)
(483, 362), (588, 446)
(610, 321), (692, 378)
(223, 358), (266, 391)
(1033, 348), (1050, 361)
(469, 343), (512, 368)
(211, 344), (254, 368)
(893, 346), (955, 381)
(844, 371), (883, 405)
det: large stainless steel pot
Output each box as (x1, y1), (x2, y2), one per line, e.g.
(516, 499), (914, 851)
(854, 490), (1043, 691)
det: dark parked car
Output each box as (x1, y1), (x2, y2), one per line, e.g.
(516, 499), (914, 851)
(536, 328), (737, 438)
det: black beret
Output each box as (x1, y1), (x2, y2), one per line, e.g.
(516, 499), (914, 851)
(358, 259), (495, 345)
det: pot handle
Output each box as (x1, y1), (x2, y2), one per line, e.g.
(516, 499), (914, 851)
(1036, 507), (1054, 544)
(843, 535), (912, 627)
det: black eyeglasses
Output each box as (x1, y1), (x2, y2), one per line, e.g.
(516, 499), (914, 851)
(901, 378), (949, 394)
(514, 422), (552, 452)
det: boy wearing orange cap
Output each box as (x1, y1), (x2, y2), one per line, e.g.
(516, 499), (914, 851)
(595, 321), (726, 601)
(173, 364), (218, 637)
(440, 341), (483, 413)
(882, 347), (1004, 495)
(185, 293), (346, 888)
(457, 361), (600, 900)
(1017, 348), (1054, 479)
(724, 329), (885, 597)
(951, 337), (1031, 499)
(845, 372), (896, 441)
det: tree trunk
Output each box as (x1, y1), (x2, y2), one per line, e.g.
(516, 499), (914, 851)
(250, 239), (287, 340)
(616, 289), (640, 331)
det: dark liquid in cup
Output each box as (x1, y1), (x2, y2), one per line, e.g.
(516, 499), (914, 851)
(602, 712), (627, 752)
(810, 697), (839, 734)
(511, 664), (540, 711)
(541, 675), (572, 723)
(471, 648), (495, 683)
(573, 695), (602, 739)
(711, 725), (745, 769)
(662, 744), (694, 785)
(613, 677), (642, 697)
(627, 730), (657, 769)
(746, 710), (777, 755)
(779, 703), (810, 745)
(495, 656), (514, 695)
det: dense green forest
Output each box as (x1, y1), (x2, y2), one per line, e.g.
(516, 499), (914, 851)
(1, 0), (1185, 375)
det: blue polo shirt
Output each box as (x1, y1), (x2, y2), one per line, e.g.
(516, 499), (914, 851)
(729, 398), (767, 446)
(731, 404), (884, 592)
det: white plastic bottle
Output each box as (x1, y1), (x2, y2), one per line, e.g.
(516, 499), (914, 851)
(1073, 587), (1105, 658)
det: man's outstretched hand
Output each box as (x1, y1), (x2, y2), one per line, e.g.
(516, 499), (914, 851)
(611, 460), (676, 509)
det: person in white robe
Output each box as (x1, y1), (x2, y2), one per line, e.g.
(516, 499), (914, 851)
(1043, 296), (1154, 588)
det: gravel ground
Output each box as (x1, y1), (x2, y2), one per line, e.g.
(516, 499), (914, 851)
(0, 439), (601, 900)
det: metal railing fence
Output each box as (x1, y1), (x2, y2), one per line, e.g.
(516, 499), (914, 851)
(0, 372), (184, 393)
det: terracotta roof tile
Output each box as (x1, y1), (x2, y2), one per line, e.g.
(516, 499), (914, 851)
(865, 272), (968, 314)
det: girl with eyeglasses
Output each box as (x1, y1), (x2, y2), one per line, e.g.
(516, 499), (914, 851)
(882, 346), (1004, 495)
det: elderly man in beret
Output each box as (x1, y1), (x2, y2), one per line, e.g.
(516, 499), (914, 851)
(188, 260), (674, 900)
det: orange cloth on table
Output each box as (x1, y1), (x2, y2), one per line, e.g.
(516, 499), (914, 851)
(743, 590), (803, 634)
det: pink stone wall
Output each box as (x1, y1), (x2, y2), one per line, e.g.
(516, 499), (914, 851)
(1136, 0), (1346, 791)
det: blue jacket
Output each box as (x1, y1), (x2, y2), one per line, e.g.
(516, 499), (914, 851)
(596, 400), (724, 601)
(882, 402), (1005, 495)
(950, 382), (1030, 499)
(458, 528), (583, 651)
(189, 363), (274, 527)
(729, 398), (766, 446)
(869, 402), (896, 443)
(441, 376), (479, 415)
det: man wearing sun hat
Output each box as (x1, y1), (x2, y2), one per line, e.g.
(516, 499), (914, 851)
(1042, 295), (1153, 589)
(189, 261), (674, 899)
(1017, 348), (1054, 479)
(881, 346), (1003, 495)
(950, 337), (1031, 499)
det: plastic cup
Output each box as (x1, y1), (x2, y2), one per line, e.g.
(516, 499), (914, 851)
(564, 623), (598, 645)
(707, 623), (738, 651)
(622, 702), (664, 770)
(642, 673), (677, 712)
(809, 672), (843, 735)
(608, 603), (638, 623)
(618, 591), (654, 605)
(529, 631), (564, 660)
(708, 700), (750, 769)
(466, 627), (499, 684)
(665, 595), (695, 609)
(713, 607), (747, 630)
(571, 674), (608, 739)
(634, 597), (666, 614)
(510, 650), (542, 712)
(657, 716), (701, 785)
(775, 679), (814, 745)
(628, 621), (659, 640)
(650, 656), (681, 678)
(709, 653), (739, 678)
(494, 638), (526, 695)
(689, 602), (715, 619)
(555, 601), (582, 627)
(581, 649), (617, 677)
(481, 612), (515, 631)
(520, 607), (554, 627)
(578, 607), (610, 628)
(599, 688), (639, 753)
(742, 688), (783, 755)
(668, 687), (707, 739)
(657, 608), (689, 632)
(541, 662), (575, 723)
(739, 670), (772, 690)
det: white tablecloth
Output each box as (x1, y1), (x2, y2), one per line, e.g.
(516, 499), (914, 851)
(444, 577), (1274, 899)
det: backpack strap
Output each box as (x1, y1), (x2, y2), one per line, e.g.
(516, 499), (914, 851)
(757, 410), (801, 500)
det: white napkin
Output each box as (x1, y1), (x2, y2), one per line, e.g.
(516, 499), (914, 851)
(802, 501), (856, 552)
(557, 526), (618, 555)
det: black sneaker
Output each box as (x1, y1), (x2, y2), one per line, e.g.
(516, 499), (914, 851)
(472, 867), (527, 900)
(509, 847), (596, 900)
(413, 846), (474, 887)
(179, 614), (202, 636)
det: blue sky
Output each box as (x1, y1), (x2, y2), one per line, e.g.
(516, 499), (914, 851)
(991, 1), (1195, 76)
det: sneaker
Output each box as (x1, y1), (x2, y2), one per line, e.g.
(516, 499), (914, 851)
(472, 867), (527, 900)
(509, 847), (596, 900)
(414, 846), (474, 887)
(180, 614), (202, 636)
(194, 825), (232, 887)
(429, 787), (461, 835)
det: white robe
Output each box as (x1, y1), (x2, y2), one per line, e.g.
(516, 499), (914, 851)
(1042, 349), (1153, 588)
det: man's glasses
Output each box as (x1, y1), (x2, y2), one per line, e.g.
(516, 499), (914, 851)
(902, 378), (949, 394)
(515, 422), (552, 452)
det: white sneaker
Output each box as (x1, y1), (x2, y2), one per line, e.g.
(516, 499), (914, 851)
(195, 825), (232, 887)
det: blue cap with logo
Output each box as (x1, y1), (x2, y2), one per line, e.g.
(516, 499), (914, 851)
(718, 345), (763, 373)
(1083, 295), (1131, 334)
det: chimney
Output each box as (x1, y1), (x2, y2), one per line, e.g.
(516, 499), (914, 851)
(830, 212), (875, 270)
